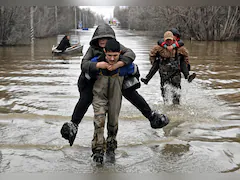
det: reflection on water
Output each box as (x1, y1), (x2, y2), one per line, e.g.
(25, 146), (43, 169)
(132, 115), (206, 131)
(0, 27), (240, 173)
(188, 41), (240, 105)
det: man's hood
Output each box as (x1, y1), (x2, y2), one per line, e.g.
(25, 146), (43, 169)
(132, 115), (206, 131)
(90, 23), (116, 47)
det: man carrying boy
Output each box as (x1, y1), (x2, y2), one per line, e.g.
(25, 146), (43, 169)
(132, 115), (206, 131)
(91, 39), (132, 164)
(141, 28), (196, 84)
(142, 31), (188, 104)
(61, 24), (169, 147)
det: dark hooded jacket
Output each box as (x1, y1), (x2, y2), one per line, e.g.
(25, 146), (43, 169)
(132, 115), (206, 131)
(81, 24), (136, 74)
(56, 35), (71, 52)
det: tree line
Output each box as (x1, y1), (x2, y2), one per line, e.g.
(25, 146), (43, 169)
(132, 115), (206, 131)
(1, 6), (239, 45)
(0, 6), (101, 45)
(114, 6), (240, 40)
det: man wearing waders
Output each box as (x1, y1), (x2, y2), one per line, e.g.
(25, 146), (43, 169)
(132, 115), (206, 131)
(60, 24), (169, 147)
(144, 31), (189, 104)
(91, 39), (142, 163)
(141, 28), (196, 85)
(157, 28), (196, 83)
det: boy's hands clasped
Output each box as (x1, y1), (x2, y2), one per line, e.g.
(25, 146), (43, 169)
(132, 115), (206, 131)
(96, 62), (109, 69)
(96, 61), (124, 71)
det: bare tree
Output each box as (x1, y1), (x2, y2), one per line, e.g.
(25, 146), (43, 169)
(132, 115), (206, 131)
(0, 6), (30, 45)
(114, 6), (240, 40)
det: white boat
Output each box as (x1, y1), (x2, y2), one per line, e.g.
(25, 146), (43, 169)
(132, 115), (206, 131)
(52, 44), (83, 56)
(52, 34), (83, 56)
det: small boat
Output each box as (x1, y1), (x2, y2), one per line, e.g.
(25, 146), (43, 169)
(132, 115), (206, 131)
(52, 44), (83, 56)
(52, 34), (83, 56)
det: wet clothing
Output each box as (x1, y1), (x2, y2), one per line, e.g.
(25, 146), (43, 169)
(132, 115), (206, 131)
(92, 74), (124, 154)
(90, 56), (138, 77)
(82, 44), (135, 75)
(149, 44), (189, 63)
(71, 24), (153, 126)
(148, 45), (188, 104)
(91, 57), (142, 153)
(62, 24), (170, 147)
(71, 73), (153, 125)
(159, 54), (181, 104)
(157, 38), (190, 79)
(56, 36), (71, 52)
(144, 54), (188, 83)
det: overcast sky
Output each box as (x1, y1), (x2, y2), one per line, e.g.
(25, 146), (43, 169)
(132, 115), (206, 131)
(79, 6), (115, 19)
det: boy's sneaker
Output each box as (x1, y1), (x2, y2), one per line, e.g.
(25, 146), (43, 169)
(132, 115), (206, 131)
(140, 78), (149, 85)
(188, 73), (196, 83)
(60, 122), (78, 146)
(149, 111), (169, 129)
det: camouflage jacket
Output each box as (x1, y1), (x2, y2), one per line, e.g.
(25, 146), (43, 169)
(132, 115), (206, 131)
(149, 44), (189, 64)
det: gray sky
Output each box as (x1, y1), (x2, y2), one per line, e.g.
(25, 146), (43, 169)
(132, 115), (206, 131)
(79, 6), (114, 19)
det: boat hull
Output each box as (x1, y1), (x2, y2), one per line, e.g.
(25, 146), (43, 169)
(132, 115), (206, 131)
(52, 44), (83, 56)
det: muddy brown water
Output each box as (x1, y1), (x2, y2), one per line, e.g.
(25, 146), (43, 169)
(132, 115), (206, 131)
(0, 27), (240, 173)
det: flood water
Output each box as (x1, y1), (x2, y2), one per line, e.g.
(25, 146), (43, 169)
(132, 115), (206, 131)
(0, 27), (240, 173)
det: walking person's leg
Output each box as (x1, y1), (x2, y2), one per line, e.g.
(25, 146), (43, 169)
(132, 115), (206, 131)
(171, 73), (181, 105)
(91, 76), (109, 164)
(106, 77), (124, 161)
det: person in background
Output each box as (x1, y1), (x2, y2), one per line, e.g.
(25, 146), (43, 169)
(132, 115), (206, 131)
(153, 28), (196, 83)
(142, 31), (189, 104)
(56, 35), (77, 52)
